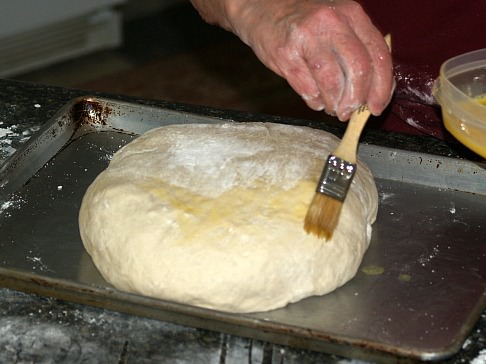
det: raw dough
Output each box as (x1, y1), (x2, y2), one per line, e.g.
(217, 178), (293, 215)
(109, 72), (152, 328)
(79, 122), (378, 313)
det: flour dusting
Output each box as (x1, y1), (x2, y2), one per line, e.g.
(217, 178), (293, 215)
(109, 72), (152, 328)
(471, 349), (486, 364)
(26, 253), (51, 272)
(418, 244), (440, 267)
(0, 194), (25, 217)
(379, 192), (395, 204)
(449, 202), (456, 214)
(110, 123), (335, 197)
(405, 118), (422, 130)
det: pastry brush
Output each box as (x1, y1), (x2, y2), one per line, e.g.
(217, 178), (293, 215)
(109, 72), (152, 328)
(303, 105), (371, 240)
(304, 34), (391, 240)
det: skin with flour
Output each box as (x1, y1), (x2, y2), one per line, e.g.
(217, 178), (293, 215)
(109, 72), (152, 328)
(79, 123), (378, 313)
(190, 0), (394, 121)
(191, 0), (486, 138)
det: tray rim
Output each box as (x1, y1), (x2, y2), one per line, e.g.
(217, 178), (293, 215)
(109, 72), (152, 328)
(0, 96), (484, 362)
(1, 266), (467, 363)
(2, 96), (485, 199)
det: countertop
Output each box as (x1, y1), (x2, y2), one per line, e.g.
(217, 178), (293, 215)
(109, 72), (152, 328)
(0, 79), (484, 363)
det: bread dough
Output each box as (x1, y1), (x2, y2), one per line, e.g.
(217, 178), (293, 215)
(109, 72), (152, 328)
(79, 122), (378, 313)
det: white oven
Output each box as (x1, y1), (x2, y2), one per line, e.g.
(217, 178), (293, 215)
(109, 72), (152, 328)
(0, 0), (126, 76)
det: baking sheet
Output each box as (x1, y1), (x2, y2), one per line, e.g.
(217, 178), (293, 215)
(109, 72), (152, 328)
(0, 97), (485, 363)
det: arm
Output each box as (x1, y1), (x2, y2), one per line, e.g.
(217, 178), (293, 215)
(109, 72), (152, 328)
(190, 0), (394, 121)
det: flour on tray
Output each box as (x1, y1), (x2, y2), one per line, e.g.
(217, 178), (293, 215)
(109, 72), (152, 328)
(0, 194), (25, 217)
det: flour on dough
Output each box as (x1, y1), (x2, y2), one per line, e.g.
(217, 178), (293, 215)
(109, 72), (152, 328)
(79, 122), (378, 313)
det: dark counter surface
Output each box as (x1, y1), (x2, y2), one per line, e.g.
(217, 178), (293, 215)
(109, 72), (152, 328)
(0, 78), (484, 363)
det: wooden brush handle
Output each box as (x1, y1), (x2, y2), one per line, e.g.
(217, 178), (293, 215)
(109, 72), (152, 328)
(333, 34), (392, 164)
(333, 105), (371, 163)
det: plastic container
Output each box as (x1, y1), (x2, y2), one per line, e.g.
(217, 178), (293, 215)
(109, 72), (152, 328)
(433, 48), (486, 158)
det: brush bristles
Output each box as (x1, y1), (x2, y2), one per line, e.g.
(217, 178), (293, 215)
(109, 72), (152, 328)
(304, 192), (343, 240)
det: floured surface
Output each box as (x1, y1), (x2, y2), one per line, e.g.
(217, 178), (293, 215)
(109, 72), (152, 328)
(79, 122), (378, 313)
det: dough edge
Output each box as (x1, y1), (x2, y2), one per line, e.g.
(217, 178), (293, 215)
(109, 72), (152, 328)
(79, 122), (378, 313)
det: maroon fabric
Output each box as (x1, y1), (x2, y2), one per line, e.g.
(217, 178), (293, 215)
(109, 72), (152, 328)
(360, 1), (486, 138)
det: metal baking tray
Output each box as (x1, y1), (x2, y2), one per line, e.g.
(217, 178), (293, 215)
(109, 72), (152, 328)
(0, 97), (485, 363)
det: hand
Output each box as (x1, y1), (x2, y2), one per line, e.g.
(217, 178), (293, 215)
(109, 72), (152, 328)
(194, 0), (394, 121)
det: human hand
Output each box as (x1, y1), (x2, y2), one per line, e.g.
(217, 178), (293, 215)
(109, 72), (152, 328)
(221, 0), (394, 121)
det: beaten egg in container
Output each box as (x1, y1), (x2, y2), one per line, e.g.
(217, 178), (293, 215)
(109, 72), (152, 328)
(434, 49), (486, 158)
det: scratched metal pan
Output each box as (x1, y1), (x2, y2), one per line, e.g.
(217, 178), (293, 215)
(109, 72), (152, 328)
(0, 97), (485, 363)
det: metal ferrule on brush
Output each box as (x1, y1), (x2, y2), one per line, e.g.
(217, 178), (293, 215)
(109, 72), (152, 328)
(316, 155), (356, 202)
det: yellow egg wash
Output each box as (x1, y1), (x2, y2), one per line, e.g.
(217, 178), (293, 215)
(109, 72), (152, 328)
(140, 179), (315, 238)
(442, 94), (486, 158)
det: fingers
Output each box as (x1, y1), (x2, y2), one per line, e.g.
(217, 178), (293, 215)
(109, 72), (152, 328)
(327, 32), (373, 120)
(361, 34), (395, 116)
(230, 0), (394, 121)
(285, 27), (375, 121)
(307, 3), (393, 120)
(304, 47), (347, 115)
(345, 5), (394, 116)
(277, 53), (326, 112)
(276, 2), (394, 121)
(280, 46), (346, 114)
(275, 11), (370, 119)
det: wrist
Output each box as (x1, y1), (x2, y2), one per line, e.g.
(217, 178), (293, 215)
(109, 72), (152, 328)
(219, 0), (260, 44)
(190, 0), (241, 32)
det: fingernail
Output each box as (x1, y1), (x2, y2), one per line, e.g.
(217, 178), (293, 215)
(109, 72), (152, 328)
(301, 92), (320, 101)
(339, 105), (357, 121)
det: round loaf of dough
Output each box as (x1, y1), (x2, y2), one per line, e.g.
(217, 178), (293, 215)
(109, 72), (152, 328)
(79, 122), (378, 313)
